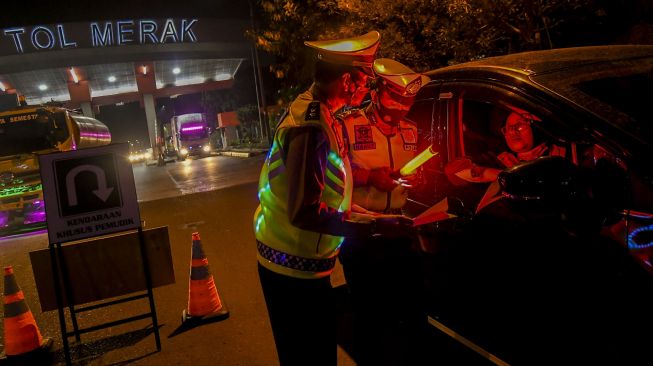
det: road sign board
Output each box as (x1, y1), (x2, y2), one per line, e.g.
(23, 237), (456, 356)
(39, 143), (140, 244)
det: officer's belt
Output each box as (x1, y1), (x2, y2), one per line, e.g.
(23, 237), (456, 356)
(257, 241), (336, 273)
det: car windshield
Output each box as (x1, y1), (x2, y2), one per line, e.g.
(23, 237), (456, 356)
(0, 112), (64, 155)
(534, 58), (653, 145)
(576, 72), (652, 140)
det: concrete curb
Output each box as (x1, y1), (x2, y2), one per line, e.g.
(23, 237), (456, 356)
(217, 150), (267, 158)
(140, 150), (267, 164)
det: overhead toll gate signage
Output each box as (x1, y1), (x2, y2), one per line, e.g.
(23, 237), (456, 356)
(39, 143), (140, 244)
(1, 18), (199, 54)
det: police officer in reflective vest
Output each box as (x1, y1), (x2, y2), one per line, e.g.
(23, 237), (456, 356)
(339, 58), (430, 365)
(253, 33), (414, 366)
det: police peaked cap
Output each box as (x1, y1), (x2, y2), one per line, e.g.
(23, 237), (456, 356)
(373, 58), (430, 97)
(304, 31), (381, 69)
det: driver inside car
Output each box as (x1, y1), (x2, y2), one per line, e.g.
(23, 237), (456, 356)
(445, 105), (568, 184)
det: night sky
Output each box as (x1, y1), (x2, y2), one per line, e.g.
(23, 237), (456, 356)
(0, 0), (251, 26)
(96, 102), (149, 145)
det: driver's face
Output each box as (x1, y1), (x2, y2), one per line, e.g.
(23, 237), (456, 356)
(503, 112), (534, 153)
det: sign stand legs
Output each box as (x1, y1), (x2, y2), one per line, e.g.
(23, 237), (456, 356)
(56, 241), (81, 341)
(138, 226), (162, 350)
(49, 242), (72, 366)
(48, 228), (162, 365)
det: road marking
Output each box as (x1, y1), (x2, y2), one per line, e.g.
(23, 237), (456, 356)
(181, 221), (205, 230)
(427, 316), (510, 366)
(166, 169), (179, 186)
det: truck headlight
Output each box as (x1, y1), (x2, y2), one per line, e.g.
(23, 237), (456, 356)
(180, 148), (189, 156)
(202, 145), (210, 153)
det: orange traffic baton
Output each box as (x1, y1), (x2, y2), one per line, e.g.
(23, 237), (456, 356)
(3, 266), (52, 361)
(182, 232), (229, 323)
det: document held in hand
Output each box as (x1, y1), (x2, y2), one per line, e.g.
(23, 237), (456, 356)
(412, 198), (457, 226)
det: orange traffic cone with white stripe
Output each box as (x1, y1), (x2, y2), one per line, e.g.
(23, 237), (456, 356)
(182, 232), (229, 323)
(3, 266), (52, 361)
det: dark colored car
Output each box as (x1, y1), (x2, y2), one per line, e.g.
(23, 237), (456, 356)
(405, 45), (653, 365)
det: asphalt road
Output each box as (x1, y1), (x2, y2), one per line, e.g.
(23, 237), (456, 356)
(0, 154), (492, 365)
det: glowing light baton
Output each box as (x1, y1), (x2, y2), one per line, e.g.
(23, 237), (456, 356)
(399, 145), (439, 176)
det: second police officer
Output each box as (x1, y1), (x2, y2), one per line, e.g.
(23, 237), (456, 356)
(339, 58), (430, 365)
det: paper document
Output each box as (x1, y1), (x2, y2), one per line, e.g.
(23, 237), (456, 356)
(412, 198), (457, 226)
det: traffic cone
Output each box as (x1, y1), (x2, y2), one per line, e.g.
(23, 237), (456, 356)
(3, 266), (52, 361)
(182, 232), (229, 323)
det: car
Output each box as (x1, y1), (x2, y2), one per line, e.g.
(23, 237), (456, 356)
(128, 141), (152, 164)
(128, 148), (149, 163)
(404, 45), (653, 365)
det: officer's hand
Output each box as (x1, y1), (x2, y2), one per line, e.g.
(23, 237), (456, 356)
(368, 167), (398, 192)
(396, 171), (424, 188)
(444, 158), (473, 186)
(373, 215), (415, 238)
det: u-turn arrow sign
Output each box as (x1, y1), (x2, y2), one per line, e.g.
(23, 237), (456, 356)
(39, 143), (140, 244)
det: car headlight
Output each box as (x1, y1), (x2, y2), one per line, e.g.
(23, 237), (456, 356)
(129, 155), (136, 162)
(202, 145), (210, 153)
(180, 148), (189, 156)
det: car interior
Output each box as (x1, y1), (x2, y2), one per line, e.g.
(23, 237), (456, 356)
(408, 90), (653, 271)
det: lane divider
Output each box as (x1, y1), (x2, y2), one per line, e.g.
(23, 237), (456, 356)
(427, 316), (510, 366)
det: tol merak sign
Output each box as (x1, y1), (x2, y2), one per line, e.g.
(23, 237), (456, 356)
(2, 18), (198, 54)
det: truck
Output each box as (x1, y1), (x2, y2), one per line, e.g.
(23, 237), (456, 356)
(0, 104), (111, 231)
(164, 113), (211, 161)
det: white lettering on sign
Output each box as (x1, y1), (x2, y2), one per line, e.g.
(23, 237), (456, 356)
(30, 26), (56, 49)
(55, 217), (135, 240)
(57, 24), (77, 49)
(90, 22), (113, 47)
(66, 210), (121, 226)
(3, 28), (25, 53)
(3, 19), (198, 54)
(65, 164), (115, 206)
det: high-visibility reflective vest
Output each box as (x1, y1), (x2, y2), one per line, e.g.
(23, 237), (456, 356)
(342, 107), (418, 212)
(253, 87), (352, 279)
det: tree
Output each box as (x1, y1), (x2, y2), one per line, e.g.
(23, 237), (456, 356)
(236, 104), (262, 146)
(251, 0), (647, 100)
(249, 0), (354, 97)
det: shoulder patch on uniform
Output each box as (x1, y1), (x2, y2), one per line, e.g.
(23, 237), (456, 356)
(304, 101), (320, 121)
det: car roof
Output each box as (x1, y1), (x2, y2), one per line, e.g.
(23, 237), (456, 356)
(426, 45), (653, 77)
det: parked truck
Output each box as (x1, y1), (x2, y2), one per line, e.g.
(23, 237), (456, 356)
(164, 113), (211, 161)
(0, 103), (111, 231)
